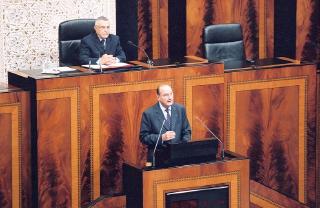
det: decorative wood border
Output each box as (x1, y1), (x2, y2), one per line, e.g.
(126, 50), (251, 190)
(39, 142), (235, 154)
(258, 0), (267, 58)
(151, 0), (161, 58)
(184, 75), (224, 129)
(0, 103), (21, 208)
(227, 77), (307, 203)
(250, 192), (285, 208)
(37, 88), (80, 208)
(151, 171), (241, 208)
(90, 80), (173, 199)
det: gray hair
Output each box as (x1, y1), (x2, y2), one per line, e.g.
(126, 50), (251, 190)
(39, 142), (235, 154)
(95, 16), (109, 24)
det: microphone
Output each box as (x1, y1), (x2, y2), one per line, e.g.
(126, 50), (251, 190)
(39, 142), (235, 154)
(98, 52), (103, 73)
(152, 119), (166, 167)
(88, 60), (92, 71)
(127, 41), (154, 66)
(195, 116), (224, 159)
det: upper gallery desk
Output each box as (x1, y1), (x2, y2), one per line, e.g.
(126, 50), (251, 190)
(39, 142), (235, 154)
(8, 58), (317, 208)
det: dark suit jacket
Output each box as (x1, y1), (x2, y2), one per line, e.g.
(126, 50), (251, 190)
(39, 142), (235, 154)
(140, 103), (191, 161)
(79, 32), (126, 65)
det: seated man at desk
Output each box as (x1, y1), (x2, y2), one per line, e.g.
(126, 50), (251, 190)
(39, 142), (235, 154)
(79, 16), (126, 65)
(140, 84), (191, 162)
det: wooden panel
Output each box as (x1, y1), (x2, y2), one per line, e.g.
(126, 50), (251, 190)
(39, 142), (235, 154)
(91, 81), (166, 197)
(184, 75), (224, 140)
(229, 80), (303, 201)
(296, 0), (320, 63)
(0, 89), (30, 208)
(138, 0), (153, 60)
(225, 64), (317, 206)
(37, 88), (80, 208)
(0, 106), (16, 208)
(149, 0), (169, 58)
(186, 0), (259, 59)
(139, 0), (319, 63)
(159, 0), (168, 58)
(258, 0), (266, 58)
(250, 180), (308, 208)
(92, 195), (126, 208)
(88, 64), (223, 198)
(186, 0), (206, 56)
(18, 63), (223, 206)
(7, 62), (318, 207)
(142, 157), (250, 208)
(265, 0), (274, 58)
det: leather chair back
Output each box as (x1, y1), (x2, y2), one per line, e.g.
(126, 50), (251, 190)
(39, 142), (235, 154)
(203, 23), (245, 62)
(58, 19), (95, 66)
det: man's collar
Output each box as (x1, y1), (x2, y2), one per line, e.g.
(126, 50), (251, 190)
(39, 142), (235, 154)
(158, 102), (171, 111)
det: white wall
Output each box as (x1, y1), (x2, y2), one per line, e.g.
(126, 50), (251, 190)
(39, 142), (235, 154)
(0, 0), (116, 83)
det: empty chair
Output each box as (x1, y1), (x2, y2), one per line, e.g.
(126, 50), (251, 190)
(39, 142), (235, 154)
(203, 23), (245, 62)
(58, 19), (95, 66)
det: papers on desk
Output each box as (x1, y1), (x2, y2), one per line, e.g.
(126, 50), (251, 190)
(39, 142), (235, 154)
(81, 62), (132, 70)
(41, 67), (77, 74)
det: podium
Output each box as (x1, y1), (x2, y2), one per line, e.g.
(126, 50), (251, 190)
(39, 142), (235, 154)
(123, 151), (249, 208)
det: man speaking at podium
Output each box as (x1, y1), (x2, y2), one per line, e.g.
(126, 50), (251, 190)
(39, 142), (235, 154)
(79, 16), (126, 65)
(140, 84), (191, 162)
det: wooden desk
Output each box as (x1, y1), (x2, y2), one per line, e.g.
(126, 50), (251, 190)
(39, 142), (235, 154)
(124, 151), (250, 208)
(8, 63), (223, 207)
(0, 83), (31, 208)
(223, 61), (317, 207)
(7, 59), (318, 207)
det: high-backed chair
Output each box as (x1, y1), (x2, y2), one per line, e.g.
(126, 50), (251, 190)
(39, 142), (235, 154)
(58, 19), (95, 66)
(203, 23), (245, 62)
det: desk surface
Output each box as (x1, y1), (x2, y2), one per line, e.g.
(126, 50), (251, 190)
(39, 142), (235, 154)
(10, 56), (209, 80)
(0, 82), (23, 93)
(8, 57), (306, 81)
(223, 57), (299, 70)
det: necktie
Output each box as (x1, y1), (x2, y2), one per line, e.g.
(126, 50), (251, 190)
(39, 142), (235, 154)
(101, 39), (106, 49)
(165, 108), (171, 130)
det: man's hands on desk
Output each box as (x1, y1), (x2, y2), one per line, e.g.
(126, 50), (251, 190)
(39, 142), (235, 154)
(162, 131), (176, 141)
(100, 54), (118, 65)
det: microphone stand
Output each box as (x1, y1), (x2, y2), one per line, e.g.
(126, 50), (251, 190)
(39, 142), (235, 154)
(127, 41), (154, 67)
(152, 120), (166, 167)
(98, 52), (103, 73)
(88, 60), (92, 72)
(195, 116), (224, 159)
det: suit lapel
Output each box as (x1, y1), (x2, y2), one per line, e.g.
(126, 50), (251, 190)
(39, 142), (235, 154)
(93, 34), (105, 54)
(104, 37), (112, 53)
(154, 104), (167, 131)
